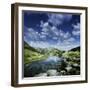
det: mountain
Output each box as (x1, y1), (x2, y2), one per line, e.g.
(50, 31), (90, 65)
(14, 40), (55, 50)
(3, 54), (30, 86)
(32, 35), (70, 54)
(35, 48), (49, 54)
(35, 47), (64, 57)
(70, 46), (80, 51)
(24, 41), (65, 64)
(49, 48), (64, 57)
(24, 41), (47, 64)
(24, 41), (39, 53)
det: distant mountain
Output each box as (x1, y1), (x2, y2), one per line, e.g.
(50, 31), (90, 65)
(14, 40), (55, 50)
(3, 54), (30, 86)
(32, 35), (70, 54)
(70, 46), (80, 51)
(48, 48), (64, 57)
(35, 48), (49, 54)
(24, 41), (66, 64)
(36, 47), (64, 56)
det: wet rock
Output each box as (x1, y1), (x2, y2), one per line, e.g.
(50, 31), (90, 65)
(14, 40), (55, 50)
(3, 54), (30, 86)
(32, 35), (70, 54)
(47, 69), (58, 76)
(65, 66), (72, 71)
(35, 73), (47, 77)
(60, 70), (66, 75)
(72, 63), (79, 67)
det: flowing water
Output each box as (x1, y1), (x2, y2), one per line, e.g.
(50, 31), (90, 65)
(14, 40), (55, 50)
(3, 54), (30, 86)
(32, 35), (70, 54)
(24, 56), (63, 77)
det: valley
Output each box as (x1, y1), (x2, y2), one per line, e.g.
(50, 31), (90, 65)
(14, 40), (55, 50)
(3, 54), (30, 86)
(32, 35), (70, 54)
(24, 41), (80, 77)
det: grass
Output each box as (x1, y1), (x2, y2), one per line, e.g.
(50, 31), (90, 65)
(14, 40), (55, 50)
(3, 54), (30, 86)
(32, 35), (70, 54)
(24, 48), (48, 64)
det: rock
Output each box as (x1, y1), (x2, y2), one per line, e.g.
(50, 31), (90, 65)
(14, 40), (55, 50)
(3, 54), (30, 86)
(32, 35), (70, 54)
(63, 58), (67, 62)
(73, 63), (79, 67)
(47, 69), (58, 76)
(65, 66), (72, 71)
(60, 70), (66, 75)
(34, 73), (47, 77)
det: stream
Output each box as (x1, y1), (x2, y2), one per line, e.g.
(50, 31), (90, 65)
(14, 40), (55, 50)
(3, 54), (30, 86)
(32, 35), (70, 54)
(24, 56), (65, 77)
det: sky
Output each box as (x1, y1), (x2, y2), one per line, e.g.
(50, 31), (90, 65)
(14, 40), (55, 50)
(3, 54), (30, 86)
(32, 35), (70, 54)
(23, 11), (80, 51)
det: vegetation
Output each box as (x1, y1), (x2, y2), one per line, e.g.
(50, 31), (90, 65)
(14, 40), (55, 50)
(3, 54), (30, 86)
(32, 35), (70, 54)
(24, 41), (48, 64)
(60, 50), (80, 75)
(49, 48), (64, 57)
(62, 51), (80, 60)
(70, 46), (80, 51)
(24, 41), (80, 77)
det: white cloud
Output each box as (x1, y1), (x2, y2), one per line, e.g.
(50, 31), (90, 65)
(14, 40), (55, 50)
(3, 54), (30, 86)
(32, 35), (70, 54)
(24, 26), (79, 51)
(40, 35), (46, 39)
(72, 30), (80, 36)
(72, 23), (80, 30)
(59, 30), (64, 36)
(43, 22), (49, 27)
(54, 36), (79, 50)
(48, 14), (63, 26)
(26, 36), (79, 51)
(40, 21), (51, 33)
(48, 14), (72, 26)
(41, 31), (48, 35)
(59, 30), (71, 39)
(63, 32), (71, 39)
(24, 28), (41, 41)
(40, 21), (59, 38)
(67, 37), (75, 42)
(40, 21), (50, 29)
(24, 12), (80, 51)
(40, 21), (72, 41)
(53, 37), (58, 40)
(24, 20), (79, 51)
(29, 41), (52, 48)
(24, 26), (48, 41)
(72, 23), (80, 36)
(51, 26), (59, 36)
(56, 39), (79, 51)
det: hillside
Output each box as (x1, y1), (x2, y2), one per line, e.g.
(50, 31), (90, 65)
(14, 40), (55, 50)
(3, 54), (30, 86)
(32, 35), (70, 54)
(24, 41), (80, 64)
(49, 48), (64, 57)
(24, 41), (47, 64)
(24, 41), (40, 53)
(24, 42), (80, 77)
(70, 46), (80, 51)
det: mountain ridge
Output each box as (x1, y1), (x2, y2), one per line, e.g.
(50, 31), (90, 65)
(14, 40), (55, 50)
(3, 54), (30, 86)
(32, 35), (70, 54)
(70, 46), (80, 51)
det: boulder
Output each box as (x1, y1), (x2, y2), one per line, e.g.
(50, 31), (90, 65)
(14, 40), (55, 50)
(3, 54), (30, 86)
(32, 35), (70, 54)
(47, 69), (58, 76)
(35, 73), (47, 77)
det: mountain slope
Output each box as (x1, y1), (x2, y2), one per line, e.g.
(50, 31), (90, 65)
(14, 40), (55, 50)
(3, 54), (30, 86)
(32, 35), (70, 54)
(49, 48), (64, 57)
(24, 41), (39, 53)
(70, 46), (80, 51)
(24, 41), (47, 64)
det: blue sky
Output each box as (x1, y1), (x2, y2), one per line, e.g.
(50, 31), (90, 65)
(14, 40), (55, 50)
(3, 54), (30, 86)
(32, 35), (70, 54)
(23, 11), (80, 51)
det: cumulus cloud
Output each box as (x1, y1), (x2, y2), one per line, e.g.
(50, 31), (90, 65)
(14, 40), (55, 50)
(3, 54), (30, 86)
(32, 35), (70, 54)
(40, 34), (46, 39)
(28, 38), (79, 51)
(24, 22), (80, 51)
(24, 13), (80, 51)
(72, 23), (80, 30)
(40, 21), (71, 40)
(72, 23), (80, 36)
(59, 30), (71, 39)
(53, 37), (58, 40)
(40, 21), (59, 39)
(55, 38), (79, 50)
(29, 41), (52, 49)
(25, 28), (79, 51)
(66, 37), (75, 42)
(72, 31), (80, 36)
(48, 14), (72, 26)
(25, 28), (40, 41)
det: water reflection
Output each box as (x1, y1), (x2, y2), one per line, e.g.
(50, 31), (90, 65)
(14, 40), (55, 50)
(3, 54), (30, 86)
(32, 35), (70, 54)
(24, 56), (63, 77)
